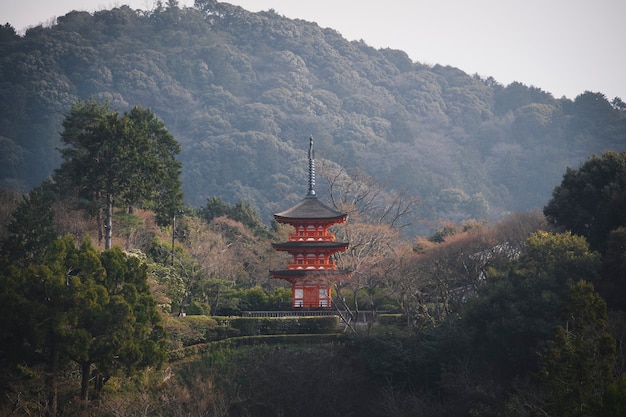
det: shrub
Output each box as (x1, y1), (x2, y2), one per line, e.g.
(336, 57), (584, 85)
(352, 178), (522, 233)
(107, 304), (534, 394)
(163, 316), (219, 347)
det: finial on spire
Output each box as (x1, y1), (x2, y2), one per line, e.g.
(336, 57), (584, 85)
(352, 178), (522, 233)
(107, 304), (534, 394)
(307, 136), (316, 197)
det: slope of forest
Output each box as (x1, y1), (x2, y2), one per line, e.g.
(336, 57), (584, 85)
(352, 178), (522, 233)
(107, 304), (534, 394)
(1, 0), (625, 233)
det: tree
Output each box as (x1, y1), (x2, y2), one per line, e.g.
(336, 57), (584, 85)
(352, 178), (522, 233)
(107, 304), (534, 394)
(463, 231), (601, 380)
(386, 215), (542, 333)
(598, 227), (626, 312)
(544, 151), (626, 253)
(202, 196), (231, 222)
(0, 240), (72, 417)
(318, 162), (417, 329)
(0, 234), (166, 411)
(539, 281), (616, 417)
(55, 100), (183, 249)
(125, 106), (184, 227)
(201, 196), (269, 237)
(75, 244), (166, 401)
(0, 187), (57, 268)
(601, 374), (626, 417)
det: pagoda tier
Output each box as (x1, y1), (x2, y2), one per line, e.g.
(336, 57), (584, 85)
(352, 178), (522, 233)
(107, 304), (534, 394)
(272, 242), (348, 270)
(269, 269), (348, 283)
(274, 196), (347, 224)
(270, 137), (350, 308)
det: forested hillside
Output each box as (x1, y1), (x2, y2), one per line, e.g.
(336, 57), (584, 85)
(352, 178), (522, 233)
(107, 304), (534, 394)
(1, 0), (625, 232)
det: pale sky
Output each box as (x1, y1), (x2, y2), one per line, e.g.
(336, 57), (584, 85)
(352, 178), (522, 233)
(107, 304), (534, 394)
(2, 0), (625, 101)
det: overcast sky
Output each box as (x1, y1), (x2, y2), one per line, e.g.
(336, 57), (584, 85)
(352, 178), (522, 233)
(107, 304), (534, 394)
(2, 0), (625, 101)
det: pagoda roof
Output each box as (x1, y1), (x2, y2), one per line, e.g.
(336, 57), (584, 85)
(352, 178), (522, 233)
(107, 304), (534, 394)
(274, 196), (347, 222)
(270, 269), (352, 282)
(270, 269), (351, 278)
(272, 241), (348, 250)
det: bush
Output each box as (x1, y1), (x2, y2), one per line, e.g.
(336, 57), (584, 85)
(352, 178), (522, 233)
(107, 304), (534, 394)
(163, 316), (219, 347)
(185, 300), (210, 315)
(377, 314), (407, 328)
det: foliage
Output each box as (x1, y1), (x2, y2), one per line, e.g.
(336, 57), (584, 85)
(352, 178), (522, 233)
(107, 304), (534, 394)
(384, 214), (546, 332)
(544, 151), (626, 253)
(201, 196), (269, 237)
(0, 187), (57, 267)
(539, 281), (616, 417)
(0, 185), (624, 416)
(0, 233), (166, 408)
(143, 210), (285, 316)
(599, 226), (626, 311)
(349, 331), (419, 387)
(601, 374), (626, 417)
(463, 231), (600, 380)
(54, 99), (183, 248)
(198, 343), (377, 417)
(162, 315), (219, 348)
(0, 4), (624, 234)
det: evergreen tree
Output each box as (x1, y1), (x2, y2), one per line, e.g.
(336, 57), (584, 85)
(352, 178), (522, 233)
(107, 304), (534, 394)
(539, 281), (616, 417)
(544, 151), (626, 253)
(598, 227), (626, 312)
(55, 100), (183, 248)
(464, 231), (601, 379)
(0, 188), (57, 268)
(0, 235), (166, 410)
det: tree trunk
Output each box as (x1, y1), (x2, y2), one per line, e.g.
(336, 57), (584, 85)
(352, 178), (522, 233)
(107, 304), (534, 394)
(213, 287), (221, 314)
(45, 340), (59, 417)
(97, 205), (103, 246)
(105, 192), (113, 249)
(80, 361), (91, 403)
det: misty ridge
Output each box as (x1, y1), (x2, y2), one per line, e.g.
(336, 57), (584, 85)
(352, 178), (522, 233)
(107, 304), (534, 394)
(0, 0), (624, 233)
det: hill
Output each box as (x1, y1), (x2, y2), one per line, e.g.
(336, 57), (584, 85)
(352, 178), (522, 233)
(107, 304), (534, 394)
(1, 1), (625, 234)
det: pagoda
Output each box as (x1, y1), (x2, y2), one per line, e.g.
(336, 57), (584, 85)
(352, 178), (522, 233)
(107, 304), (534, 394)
(270, 137), (350, 308)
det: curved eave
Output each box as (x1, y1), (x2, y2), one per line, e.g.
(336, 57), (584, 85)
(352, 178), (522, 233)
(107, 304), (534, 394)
(272, 241), (349, 251)
(274, 196), (347, 223)
(270, 269), (352, 283)
(274, 215), (346, 223)
(270, 269), (350, 276)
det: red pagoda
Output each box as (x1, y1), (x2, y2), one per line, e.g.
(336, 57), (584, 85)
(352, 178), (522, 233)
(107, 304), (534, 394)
(271, 137), (350, 308)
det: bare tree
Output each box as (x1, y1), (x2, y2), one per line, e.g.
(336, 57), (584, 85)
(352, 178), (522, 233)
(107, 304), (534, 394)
(317, 160), (417, 330)
(384, 218), (539, 331)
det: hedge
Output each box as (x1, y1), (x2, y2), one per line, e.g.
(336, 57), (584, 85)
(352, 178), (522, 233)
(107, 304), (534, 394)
(167, 333), (344, 362)
(215, 316), (339, 336)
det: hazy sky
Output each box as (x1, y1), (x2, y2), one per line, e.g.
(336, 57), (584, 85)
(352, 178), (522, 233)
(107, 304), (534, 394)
(2, 0), (624, 101)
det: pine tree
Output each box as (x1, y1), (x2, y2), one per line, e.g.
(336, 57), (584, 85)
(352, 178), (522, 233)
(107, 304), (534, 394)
(55, 100), (183, 248)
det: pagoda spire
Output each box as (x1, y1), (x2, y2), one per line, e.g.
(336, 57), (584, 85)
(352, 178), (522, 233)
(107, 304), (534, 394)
(271, 137), (350, 309)
(307, 136), (316, 197)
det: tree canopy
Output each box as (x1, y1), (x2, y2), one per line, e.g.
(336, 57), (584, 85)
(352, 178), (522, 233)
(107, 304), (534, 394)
(0, 3), (624, 234)
(0, 232), (166, 411)
(544, 151), (626, 253)
(55, 99), (183, 248)
(539, 281), (615, 417)
(463, 231), (600, 379)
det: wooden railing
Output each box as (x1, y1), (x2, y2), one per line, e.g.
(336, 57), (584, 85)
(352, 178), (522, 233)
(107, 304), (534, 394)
(288, 233), (336, 241)
(286, 261), (336, 269)
(241, 310), (339, 317)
